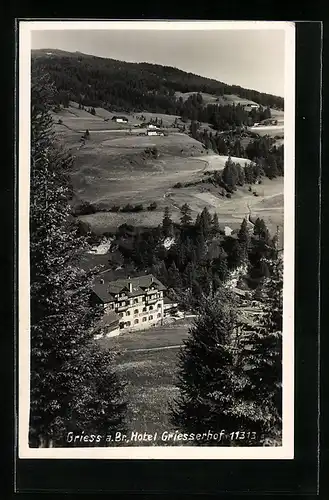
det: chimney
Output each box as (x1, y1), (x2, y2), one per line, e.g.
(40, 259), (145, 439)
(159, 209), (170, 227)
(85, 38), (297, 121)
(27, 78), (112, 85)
(128, 279), (132, 293)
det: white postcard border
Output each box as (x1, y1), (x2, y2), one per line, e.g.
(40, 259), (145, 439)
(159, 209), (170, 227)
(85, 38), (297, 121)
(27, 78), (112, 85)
(18, 20), (295, 460)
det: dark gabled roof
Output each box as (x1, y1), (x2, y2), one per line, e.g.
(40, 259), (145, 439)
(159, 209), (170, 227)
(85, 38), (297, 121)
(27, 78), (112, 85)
(163, 297), (178, 305)
(92, 273), (166, 303)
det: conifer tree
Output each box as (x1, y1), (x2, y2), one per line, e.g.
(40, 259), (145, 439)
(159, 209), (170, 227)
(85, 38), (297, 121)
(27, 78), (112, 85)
(167, 261), (182, 288)
(29, 71), (126, 447)
(180, 203), (193, 227)
(162, 206), (174, 238)
(199, 207), (212, 239)
(237, 218), (250, 261)
(171, 289), (251, 443)
(212, 212), (220, 234)
(242, 256), (283, 444)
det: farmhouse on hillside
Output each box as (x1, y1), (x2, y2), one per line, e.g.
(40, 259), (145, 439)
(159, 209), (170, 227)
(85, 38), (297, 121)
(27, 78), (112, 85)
(146, 128), (164, 136)
(111, 115), (129, 123)
(92, 273), (167, 337)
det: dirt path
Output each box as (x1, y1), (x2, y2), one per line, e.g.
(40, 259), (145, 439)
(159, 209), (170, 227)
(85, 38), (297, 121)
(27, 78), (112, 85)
(127, 344), (182, 353)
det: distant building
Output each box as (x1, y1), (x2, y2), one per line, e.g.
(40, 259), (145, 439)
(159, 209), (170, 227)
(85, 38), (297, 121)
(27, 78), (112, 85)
(224, 226), (233, 236)
(112, 116), (128, 123)
(163, 297), (178, 317)
(146, 128), (164, 136)
(92, 273), (166, 336)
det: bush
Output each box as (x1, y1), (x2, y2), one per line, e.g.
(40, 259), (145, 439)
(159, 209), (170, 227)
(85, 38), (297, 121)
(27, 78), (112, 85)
(134, 204), (144, 212)
(226, 193), (232, 198)
(58, 119), (63, 125)
(147, 201), (158, 211)
(110, 205), (121, 212)
(73, 201), (96, 216)
(121, 203), (135, 212)
(253, 191), (259, 197)
(173, 182), (183, 188)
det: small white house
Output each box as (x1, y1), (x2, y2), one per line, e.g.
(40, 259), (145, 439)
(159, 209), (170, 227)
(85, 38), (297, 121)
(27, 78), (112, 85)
(112, 116), (128, 123)
(224, 226), (233, 236)
(146, 129), (164, 136)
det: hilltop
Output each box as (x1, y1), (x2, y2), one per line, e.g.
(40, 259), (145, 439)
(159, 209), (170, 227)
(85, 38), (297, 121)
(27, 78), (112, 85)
(31, 48), (284, 113)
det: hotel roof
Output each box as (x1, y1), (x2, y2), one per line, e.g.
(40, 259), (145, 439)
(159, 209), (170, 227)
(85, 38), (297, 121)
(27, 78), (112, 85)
(92, 273), (166, 303)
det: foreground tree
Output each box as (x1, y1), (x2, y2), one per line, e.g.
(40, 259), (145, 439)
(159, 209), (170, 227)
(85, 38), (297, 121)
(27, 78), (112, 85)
(29, 72), (126, 447)
(242, 256), (283, 444)
(171, 289), (253, 444)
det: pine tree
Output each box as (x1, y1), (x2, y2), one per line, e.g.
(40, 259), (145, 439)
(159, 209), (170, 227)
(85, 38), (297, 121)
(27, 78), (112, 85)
(167, 261), (182, 288)
(242, 257), (283, 444)
(212, 212), (220, 235)
(171, 289), (250, 443)
(237, 218), (250, 261)
(162, 206), (174, 238)
(29, 71), (126, 447)
(199, 207), (212, 239)
(180, 203), (192, 227)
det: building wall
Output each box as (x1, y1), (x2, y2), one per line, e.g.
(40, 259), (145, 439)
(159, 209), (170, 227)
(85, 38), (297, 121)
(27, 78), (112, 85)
(104, 290), (164, 333)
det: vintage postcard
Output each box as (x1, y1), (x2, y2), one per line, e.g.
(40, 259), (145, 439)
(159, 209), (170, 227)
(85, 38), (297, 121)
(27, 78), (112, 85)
(18, 20), (295, 459)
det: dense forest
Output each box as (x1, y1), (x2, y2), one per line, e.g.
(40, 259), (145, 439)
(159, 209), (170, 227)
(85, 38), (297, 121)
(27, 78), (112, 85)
(85, 204), (280, 308)
(32, 49), (284, 114)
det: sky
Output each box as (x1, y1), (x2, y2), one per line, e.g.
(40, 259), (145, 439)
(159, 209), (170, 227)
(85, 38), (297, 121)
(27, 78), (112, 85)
(31, 28), (285, 96)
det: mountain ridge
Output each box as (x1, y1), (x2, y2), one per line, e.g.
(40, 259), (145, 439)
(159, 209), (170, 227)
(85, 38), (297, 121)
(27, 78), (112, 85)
(31, 48), (284, 112)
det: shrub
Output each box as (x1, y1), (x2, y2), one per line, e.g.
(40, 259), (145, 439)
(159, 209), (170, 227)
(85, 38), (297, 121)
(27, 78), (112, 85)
(134, 204), (144, 212)
(73, 201), (96, 216)
(110, 205), (121, 212)
(147, 201), (158, 211)
(173, 182), (183, 188)
(226, 193), (232, 199)
(121, 203), (134, 212)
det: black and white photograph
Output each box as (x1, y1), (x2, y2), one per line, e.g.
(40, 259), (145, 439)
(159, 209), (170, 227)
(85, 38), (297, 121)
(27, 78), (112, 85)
(18, 21), (295, 459)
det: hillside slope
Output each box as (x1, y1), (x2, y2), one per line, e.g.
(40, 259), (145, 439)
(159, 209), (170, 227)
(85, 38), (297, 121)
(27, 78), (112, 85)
(32, 49), (284, 113)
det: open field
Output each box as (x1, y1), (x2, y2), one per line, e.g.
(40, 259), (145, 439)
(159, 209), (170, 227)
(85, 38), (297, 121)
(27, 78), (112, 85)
(114, 348), (181, 443)
(52, 103), (283, 240)
(79, 174), (283, 240)
(223, 94), (259, 106)
(248, 125), (284, 138)
(174, 91), (225, 105)
(99, 320), (191, 444)
(100, 319), (191, 352)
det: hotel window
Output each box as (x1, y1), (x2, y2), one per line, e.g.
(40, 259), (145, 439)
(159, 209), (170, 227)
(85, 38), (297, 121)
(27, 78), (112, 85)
(142, 317), (147, 322)
(149, 315), (153, 320)
(143, 307), (147, 312)
(134, 309), (138, 314)
(134, 319), (139, 324)
(119, 322), (124, 329)
(157, 304), (161, 308)
(149, 306), (153, 311)
(119, 312), (123, 318)
(126, 310), (130, 316)
(126, 321), (131, 327)
(134, 298), (138, 304)
(157, 313), (161, 318)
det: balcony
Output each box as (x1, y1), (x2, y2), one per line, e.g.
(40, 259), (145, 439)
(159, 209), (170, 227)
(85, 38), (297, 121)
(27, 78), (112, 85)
(146, 297), (158, 305)
(116, 302), (130, 312)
